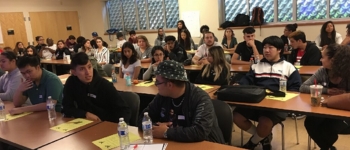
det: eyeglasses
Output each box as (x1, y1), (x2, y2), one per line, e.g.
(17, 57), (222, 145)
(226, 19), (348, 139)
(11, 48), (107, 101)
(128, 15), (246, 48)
(153, 54), (164, 57)
(155, 80), (167, 86)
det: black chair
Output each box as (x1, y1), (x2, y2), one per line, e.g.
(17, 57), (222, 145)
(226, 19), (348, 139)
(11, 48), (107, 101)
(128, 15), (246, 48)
(212, 100), (233, 145)
(102, 64), (115, 77)
(118, 91), (140, 126)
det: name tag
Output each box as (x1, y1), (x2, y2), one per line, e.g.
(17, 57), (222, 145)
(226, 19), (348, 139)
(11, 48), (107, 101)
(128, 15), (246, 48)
(87, 93), (96, 99)
(39, 95), (43, 99)
(178, 115), (185, 120)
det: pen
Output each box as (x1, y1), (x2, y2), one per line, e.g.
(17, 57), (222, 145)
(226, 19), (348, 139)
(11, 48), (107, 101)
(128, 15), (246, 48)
(161, 143), (165, 150)
(133, 144), (138, 150)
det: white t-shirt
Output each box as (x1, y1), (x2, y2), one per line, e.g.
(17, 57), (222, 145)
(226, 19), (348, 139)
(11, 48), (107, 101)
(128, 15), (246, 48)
(43, 44), (57, 59)
(121, 59), (141, 78)
(117, 39), (126, 48)
(195, 42), (222, 58)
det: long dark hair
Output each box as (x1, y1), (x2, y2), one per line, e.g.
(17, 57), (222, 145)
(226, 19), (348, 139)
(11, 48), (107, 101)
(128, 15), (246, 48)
(179, 29), (191, 50)
(56, 40), (66, 50)
(320, 21), (336, 47)
(285, 23), (298, 32)
(121, 42), (138, 65)
(177, 20), (189, 40)
(223, 28), (235, 40)
(151, 46), (166, 64)
(14, 42), (24, 55)
(25, 45), (38, 56)
(82, 39), (91, 52)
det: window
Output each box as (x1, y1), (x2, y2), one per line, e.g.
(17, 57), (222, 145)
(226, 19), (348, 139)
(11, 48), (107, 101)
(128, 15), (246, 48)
(223, 0), (350, 23)
(107, 0), (179, 31)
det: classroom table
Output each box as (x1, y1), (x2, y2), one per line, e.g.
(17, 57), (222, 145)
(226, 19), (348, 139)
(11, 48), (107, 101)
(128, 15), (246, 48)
(186, 50), (233, 55)
(0, 102), (100, 150)
(40, 59), (71, 74)
(114, 63), (150, 69)
(38, 121), (244, 150)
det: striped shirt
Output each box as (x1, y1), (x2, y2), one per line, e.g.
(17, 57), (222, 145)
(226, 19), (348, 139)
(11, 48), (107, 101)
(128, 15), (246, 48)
(94, 47), (109, 64)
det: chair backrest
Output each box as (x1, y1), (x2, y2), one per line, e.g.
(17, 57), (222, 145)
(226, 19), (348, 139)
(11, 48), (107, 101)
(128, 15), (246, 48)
(212, 100), (233, 145)
(118, 91), (140, 126)
(102, 64), (115, 77)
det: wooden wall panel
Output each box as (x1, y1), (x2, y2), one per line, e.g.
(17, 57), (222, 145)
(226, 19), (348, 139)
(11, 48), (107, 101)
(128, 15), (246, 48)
(0, 12), (28, 48)
(29, 11), (81, 44)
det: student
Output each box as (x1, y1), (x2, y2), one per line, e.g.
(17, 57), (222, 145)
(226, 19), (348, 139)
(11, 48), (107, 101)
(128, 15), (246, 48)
(10, 55), (63, 115)
(62, 52), (131, 123)
(289, 31), (322, 66)
(116, 32), (126, 48)
(41, 38), (56, 59)
(164, 35), (187, 63)
(143, 46), (166, 81)
(177, 20), (191, 41)
(341, 24), (350, 46)
(154, 28), (166, 47)
(25, 45), (38, 57)
(234, 36), (301, 150)
(315, 21), (343, 51)
(231, 27), (263, 65)
(135, 35), (152, 63)
(195, 46), (230, 85)
(192, 31), (222, 65)
(65, 35), (77, 51)
(137, 60), (225, 143)
(128, 30), (138, 44)
(79, 40), (107, 77)
(35, 36), (45, 53)
(53, 40), (71, 60)
(94, 37), (109, 66)
(0, 50), (23, 101)
(281, 23), (298, 46)
(199, 25), (219, 45)
(73, 36), (86, 53)
(13, 42), (25, 56)
(303, 44), (350, 150)
(119, 42), (141, 80)
(90, 32), (108, 49)
(179, 29), (195, 50)
(222, 28), (237, 52)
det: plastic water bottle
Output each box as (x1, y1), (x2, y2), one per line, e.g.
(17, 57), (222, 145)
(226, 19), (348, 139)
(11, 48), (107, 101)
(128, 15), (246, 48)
(0, 99), (6, 121)
(111, 71), (117, 83)
(295, 60), (301, 66)
(125, 73), (132, 86)
(255, 55), (260, 64)
(250, 57), (254, 66)
(118, 118), (130, 150)
(142, 112), (153, 143)
(46, 96), (56, 121)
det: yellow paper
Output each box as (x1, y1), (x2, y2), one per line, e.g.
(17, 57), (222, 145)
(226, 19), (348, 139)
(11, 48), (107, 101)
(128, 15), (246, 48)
(135, 81), (154, 87)
(92, 133), (141, 150)
(266, 93), (299, 101)
(197, 85), (213, 91)
(295, 66), (302, 69)
(5, 112), (33, 121)
(50, 118), (93, 133)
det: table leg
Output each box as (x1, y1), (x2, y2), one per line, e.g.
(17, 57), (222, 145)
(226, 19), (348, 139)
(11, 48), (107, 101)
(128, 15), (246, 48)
(52, 65), (57, 74)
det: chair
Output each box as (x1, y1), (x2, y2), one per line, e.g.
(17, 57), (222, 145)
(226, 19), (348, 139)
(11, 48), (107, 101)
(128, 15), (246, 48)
(118, 91), (140, 126)
(102, 64), (115, 77)
(212, 100), (233, 145)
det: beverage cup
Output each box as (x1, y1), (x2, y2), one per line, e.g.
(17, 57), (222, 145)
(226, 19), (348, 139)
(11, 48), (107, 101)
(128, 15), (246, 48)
(310, 85), (323, 106)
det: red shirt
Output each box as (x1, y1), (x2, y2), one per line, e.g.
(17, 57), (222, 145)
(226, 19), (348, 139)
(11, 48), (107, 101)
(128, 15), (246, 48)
(296, 49), (305, 62)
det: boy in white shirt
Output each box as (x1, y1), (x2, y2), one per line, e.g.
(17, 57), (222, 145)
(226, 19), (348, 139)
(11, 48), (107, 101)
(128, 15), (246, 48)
(116, 32), (126, 48)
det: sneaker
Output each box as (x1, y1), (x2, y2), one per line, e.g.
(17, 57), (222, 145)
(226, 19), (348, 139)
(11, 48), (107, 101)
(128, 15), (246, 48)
(242, 139), (258, 150)
(260, 133), (273, 150)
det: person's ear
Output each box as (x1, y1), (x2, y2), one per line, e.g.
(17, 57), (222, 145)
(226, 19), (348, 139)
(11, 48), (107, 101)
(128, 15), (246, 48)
(71, 69), (76, 76)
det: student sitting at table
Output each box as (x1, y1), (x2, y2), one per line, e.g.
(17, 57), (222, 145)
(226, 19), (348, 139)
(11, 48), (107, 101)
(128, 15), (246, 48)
(138, 60), (225, 144)
(280, 23), (298, 46)
(119, 42), (141, 80)
(179, 29), (195, 50)
(135, 35), (152, 63)
(315, 21), (343, 51)
(40, 38), (56, 59)
(154, 28), (166, 47)
(192, 31), (222, 65)
(143, 46), (167, 81)
(233, 36), (301, 150)
(94, 37), (109, 66)
(288, 31), (322, 66)
(222, 28), (237, 52)
(301, 44), (350, 150)
(62, 52), (131, 123)
(79, 40), (107, 77)
(14, 42), (25, 56)
(10, 55), (63, 115)
(52, 40), (71, 60)
(198, 25), (219, 45)
(195, 46), (230, 85)
(164, 35), (187, 63)
(25, 45), (39, 57)
(0, 50), (24, 101)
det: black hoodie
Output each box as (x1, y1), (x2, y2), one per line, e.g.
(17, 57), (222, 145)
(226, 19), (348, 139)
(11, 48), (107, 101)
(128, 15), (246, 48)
(169, 42), (188, 63)
(288, 41), (322, 66)
(62, 69), (131, 123)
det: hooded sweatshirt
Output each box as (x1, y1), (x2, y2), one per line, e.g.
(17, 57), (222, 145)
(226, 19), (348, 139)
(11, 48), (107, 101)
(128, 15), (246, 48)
(288, 41), (322, 66)
(62, 69), (131, 123)
(168, 42), (188, 63)
(154, 33), (166, 46)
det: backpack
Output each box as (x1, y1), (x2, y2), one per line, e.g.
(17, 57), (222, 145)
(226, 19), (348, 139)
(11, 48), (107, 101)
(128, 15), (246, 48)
(250, 7), (264, 26)
(233, 14), (250, 26)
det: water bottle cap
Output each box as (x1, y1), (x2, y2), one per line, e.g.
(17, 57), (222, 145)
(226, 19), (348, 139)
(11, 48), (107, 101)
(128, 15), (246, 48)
(119, 118), (124, 121)
(144, 112), (148, 115)
(48, 96), (52, 99)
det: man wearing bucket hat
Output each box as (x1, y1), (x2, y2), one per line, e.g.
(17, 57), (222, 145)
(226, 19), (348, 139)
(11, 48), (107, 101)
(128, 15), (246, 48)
(137, 60), (224, 143)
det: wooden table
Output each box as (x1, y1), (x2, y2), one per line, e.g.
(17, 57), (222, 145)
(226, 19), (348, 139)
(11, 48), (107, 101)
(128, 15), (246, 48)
(114, 63), (149, 69)
(39, 121), (244, 150)
(0, 102), (100, 150)
(298, 66), (321, 76)
(186, 50), (233, 55)
(40, 59), (71, 74)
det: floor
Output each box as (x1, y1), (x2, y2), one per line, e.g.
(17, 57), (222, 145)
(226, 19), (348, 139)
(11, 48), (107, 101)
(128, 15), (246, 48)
(231, 117), (350, 150)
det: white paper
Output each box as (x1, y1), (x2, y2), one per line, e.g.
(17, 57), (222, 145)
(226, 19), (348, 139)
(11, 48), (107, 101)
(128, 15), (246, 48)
(181, 11), (200, 37)
(129, 143), (168, 150)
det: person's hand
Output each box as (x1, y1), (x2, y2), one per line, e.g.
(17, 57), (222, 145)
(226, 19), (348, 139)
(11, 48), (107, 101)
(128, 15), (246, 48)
(152, 61), (161, 67)
(199, 57), (209, 65)
(9, 108), (24, 115)
(18, 79), (33, 92)
(152, 122), (171, 138)
(86, 112), (101, 121)
(233, 83), (240, 85)
(327, 88), (346, 95)
(52, 56), (56, 60)
(247, 40), (256, 47)
(322, 45), (328, 51)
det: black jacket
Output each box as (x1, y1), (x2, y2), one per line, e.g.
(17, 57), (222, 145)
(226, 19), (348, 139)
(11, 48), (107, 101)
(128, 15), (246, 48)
(288, 41), (322, 66)
(137, 82), (225, 143)
(169, 42), (188, 63)
(55, 48), (71, 59)
(280, 35), (289, 45)
(195, 64), (230, 85)
(62, 69), (131, 123)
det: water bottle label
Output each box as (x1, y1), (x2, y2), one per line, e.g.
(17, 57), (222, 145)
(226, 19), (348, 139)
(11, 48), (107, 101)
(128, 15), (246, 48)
(143, 123), (152, 130)
(0, 105), (5, 110)
(118, 130), (127, 136)
(46, 104), (54, 109)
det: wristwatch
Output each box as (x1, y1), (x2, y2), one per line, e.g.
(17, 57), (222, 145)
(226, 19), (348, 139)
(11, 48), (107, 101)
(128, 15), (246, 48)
(163, 128), (168, 139)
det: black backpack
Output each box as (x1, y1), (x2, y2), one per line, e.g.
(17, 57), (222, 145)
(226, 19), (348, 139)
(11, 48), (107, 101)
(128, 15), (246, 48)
(250, 7), (264, 26)
(233, 14), (250, 26)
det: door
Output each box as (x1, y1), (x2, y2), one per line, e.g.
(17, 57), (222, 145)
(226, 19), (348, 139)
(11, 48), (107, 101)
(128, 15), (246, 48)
(0, 12), (28, 48)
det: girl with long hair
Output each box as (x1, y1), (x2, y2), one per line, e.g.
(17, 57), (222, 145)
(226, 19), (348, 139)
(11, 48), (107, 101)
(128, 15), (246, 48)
(119, 42), (141, 80)
(315, 21), (343, 51)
